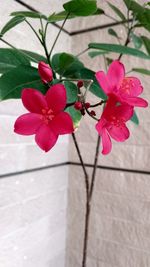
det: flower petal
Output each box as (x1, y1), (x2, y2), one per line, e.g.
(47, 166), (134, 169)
(22, 89), (47, 113)
(120, 77), (143, 97)
(95, 118), (106, 135)
(14, 113), (42, 135)
(35, 124), (58, 152)
(95, 71), (111, 94)
(107, 60), (125, 90)
(123, 96), (148, 108)
(114, 104), (134, 121)
(109, 124), (130, 142)
(45, 84), (67, 114)
(38, 61), (53, 83)
(101, 129), (112, 155)
(51, 112), (74, 135)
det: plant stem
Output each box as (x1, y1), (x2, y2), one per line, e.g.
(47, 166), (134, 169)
(82, 135), (101, 267)
(82, 197), (91, 267)
(25, 19), (43, 45)
(76, 48), (89, 57)
(72, 133), (89, 196)
(49, 13), (69, 58)
(89, 135), (101, 199)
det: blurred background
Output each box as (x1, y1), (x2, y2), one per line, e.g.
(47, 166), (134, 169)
(0, 1), (150, 267)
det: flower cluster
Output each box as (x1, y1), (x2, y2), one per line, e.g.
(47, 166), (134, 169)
(14, 60), (148, 155)
(95, 60), (148, 155)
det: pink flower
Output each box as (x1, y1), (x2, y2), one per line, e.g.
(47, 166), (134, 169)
(38, 61), (53, 83)
(14, 85), (74, 152)
(96, 60), (148, 108)
(96, 96), (134, 155)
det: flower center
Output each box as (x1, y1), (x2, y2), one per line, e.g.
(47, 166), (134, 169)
(41, 108), (55, 124)
(110, 115), (125, 127)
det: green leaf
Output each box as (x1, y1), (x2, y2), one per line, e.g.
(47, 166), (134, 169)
(108, 2), (126, 20)
(11, 11), (47, 20)
(64, 81), (78, 103)
(128, 2), (150, 32)
(138, 9), (150, 32)
(0, 48), (31, 74)
(63, 0), (98, 16)
(132, 68), (150, 75)
(131, 111), (139, 125)
(48, 11), (74, 22)
(1, 16), (25, 36)
(123, 0), (132, 9)
(141, 36), (150, 55)
(48, 7), (104, 22)
(130, 32), (143, 49)
(66, 106), (82, 128)
(108, 28), (120, 39)
(0, 65), (46, 100)
(88, 43), (150, 59)
(129, 1), (143, 12)
(20, 50), (47, 63)
(75, 68), (107, 100)
(88, 50), (108, 58)
(52, 52), (84, 77)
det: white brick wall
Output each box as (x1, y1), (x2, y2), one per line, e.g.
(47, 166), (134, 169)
(0, 1), (70, 266)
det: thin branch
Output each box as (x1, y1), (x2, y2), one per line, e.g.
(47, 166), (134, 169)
(90, 100), (106, 108)
(25, 19), (43, 45)
(72, 133), (89, 196)
(89, 135), (101, 200)
(49, 13), (69, 58)
(76, 48), (89, 57)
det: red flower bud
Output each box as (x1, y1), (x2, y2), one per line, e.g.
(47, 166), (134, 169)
(90, 110), (96, 116)
(85, 102), (90, 109)
(77, 80), (84, 88)
(74, 101), (83, 110)
(38, 61), (53, 83)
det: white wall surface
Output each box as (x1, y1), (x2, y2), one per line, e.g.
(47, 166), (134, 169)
(0, 1), (69, 266)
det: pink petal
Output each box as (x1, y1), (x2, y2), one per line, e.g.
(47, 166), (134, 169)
(114, 104), (134, 121)
(108, 124), (130, 142)
(107, 60), (125, 90)
(35, 124), (58, 152)
(38, 61), (53, 83)
(51, 112), (74, 135)
(95, 118), (106, 135)
(14, 113), (42, 135)
(120, 77), (143, 97)
(22, 89), (47, 114)
(123, 96), (148, 107)
(101, 129), (112, 155)
(45, 84), (67, 114)
(95, 71), (111, 94)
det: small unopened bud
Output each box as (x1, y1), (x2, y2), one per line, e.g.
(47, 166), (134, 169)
(38, 61), (53, 84)
(81, 109), (85, 116)
(77, 80), (84, 88)
(90, 110), (96, 116)
(85, 102), (90, 109)
(74, 101), (83, 110)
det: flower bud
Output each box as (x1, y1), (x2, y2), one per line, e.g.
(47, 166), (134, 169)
(77, 80), (84, 88)
(74, 101), (83, 110)
(85, 102), (90, 109)
(38, 61), (53, 83)
(90, 110), (96, 116)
